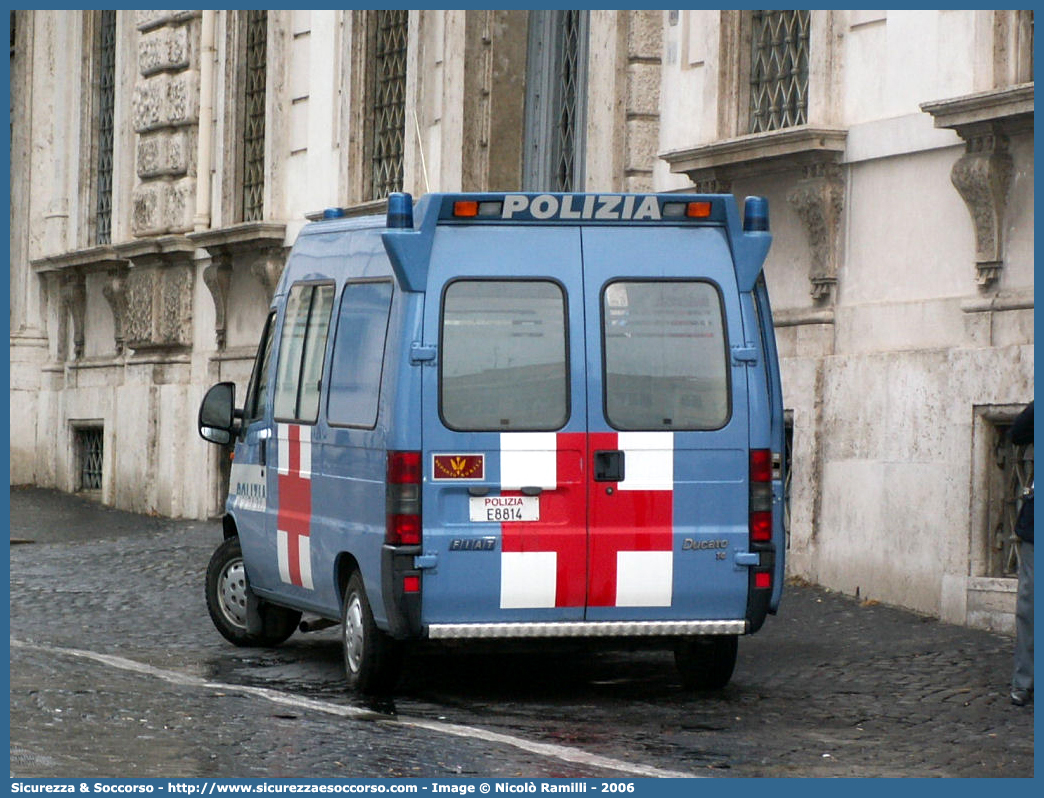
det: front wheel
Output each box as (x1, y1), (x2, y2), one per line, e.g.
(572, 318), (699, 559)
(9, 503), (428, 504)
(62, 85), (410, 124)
(674, 635), (738, 690)
(205, 536), (300, 647)
(341, 571), (403, 694)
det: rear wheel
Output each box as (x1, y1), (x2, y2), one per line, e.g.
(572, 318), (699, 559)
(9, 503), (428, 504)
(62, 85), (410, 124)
(674, 635), (738, 690)
(341, 571), (404, 694)
(205, 536), (300, 647)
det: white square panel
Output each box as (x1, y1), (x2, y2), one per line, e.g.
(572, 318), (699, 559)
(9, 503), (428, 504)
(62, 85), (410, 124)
(615, 550), (673, 606)
(500, 551), (557, 608)
(617, 432), (673, 491)
(500, 433), (558, 490)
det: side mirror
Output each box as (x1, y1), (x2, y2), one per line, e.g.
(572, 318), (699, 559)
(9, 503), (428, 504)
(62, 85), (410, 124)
(199, 382), (236, 445)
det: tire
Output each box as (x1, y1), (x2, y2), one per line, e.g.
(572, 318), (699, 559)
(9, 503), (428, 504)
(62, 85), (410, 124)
(674, 635), (738, 690)
(341, 571), (403, 694)
(205, 536), (300, 647)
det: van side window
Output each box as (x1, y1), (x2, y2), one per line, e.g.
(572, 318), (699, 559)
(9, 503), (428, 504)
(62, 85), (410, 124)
(273, 282), (335, 424)
(328, 281), (394, 428)
(750, 279), (773, 409)
(242, 311), (276, 425)
(441, 280), (568, 431)
(603, 280), (730, 430)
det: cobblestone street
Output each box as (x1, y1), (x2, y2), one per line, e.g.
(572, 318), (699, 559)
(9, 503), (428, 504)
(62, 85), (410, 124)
(9, 487), (1034, 778)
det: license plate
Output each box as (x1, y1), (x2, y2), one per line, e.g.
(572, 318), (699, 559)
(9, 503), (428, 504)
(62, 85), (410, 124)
(469, 495), (540, 523)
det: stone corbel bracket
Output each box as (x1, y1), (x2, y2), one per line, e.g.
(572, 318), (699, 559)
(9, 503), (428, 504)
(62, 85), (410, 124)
(921, 83), (1034, 290)
(30, 245), (133, 360)
(951, 128), (1012, 287)
(250, 245), (291, 298)
(187, 222), (288, 350)
(58, 272), (87, 360)
(661, 126), (848, 304)
(787, 162), (845, 303)
(101, 265), (130, 355)
(201, 258), (232, 349)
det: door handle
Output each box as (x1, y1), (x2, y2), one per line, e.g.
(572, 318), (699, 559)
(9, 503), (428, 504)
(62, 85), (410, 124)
(594, 450), (625, 482)
(258, 428), (271, 467)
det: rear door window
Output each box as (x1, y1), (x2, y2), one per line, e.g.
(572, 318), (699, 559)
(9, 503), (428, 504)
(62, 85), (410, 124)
(602, 280), (729, 430)
(440, 280), (568, 431)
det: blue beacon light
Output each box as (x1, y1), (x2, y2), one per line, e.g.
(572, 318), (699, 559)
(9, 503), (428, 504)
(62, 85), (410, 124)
(743, 196), (769, 232)
(386, 192), (414, 229)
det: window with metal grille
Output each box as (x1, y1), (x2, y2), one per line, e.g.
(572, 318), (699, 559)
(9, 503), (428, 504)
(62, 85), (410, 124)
(990, 422), (1033, 577)
(523, 10), (588, 191)
(748, 10), (809, 133)
(242, 10), (267, 221)
(552, 10), (582, 191)
(369, 10), (407, 200)
(95, 9), (116, 244)
(77, 427), (104, 491)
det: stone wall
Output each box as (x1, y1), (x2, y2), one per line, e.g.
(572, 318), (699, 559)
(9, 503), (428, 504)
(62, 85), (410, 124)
(131, 11), (200, 236)
(655, 10), (1033, 629)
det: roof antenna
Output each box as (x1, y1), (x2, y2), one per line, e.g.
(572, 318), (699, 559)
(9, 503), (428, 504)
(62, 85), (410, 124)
(412, 107), (430, 195)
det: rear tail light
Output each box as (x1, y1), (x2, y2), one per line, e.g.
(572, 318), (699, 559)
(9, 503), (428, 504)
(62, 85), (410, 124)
(750, 449), (774, 592)
(750, 449), (773, 544)
(750, 448), (772, 483)
(750, 511), (772, 542)
(387, 451), (422, 546)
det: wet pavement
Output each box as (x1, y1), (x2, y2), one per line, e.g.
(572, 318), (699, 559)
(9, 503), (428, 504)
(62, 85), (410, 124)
(8, 486), (1035, 778)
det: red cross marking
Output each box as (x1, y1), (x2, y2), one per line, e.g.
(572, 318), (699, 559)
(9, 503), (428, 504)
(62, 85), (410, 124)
(499, 432), (674, 608)
(587, 432), (673, 606)
(277, 424), (312, 588)
(501, 432), (588, 607)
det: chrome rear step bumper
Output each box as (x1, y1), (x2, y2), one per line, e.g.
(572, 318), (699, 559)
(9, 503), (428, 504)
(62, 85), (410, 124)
(426, 619), (747, 639)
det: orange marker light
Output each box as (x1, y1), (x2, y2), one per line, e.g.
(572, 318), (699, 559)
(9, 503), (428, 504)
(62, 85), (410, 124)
(453, 201), (479, 217)
(687, 201), (712, 218)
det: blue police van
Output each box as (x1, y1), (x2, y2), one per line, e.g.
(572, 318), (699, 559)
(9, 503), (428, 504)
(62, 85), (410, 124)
(198, 191), (786, 694)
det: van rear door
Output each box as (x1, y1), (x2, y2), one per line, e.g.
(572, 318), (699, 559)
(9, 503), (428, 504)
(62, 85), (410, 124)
(420, 226), (589, 624)
(580, 226), (751, 622)
(418, 211), (753, 630)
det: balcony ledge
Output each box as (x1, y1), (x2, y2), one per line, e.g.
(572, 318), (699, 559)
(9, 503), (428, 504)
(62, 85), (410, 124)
(661, 125), (848, 183)
(921, 83), (1034, 136)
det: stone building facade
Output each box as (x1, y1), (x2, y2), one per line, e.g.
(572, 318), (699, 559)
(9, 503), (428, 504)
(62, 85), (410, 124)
(9, 10), (1034, 630)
